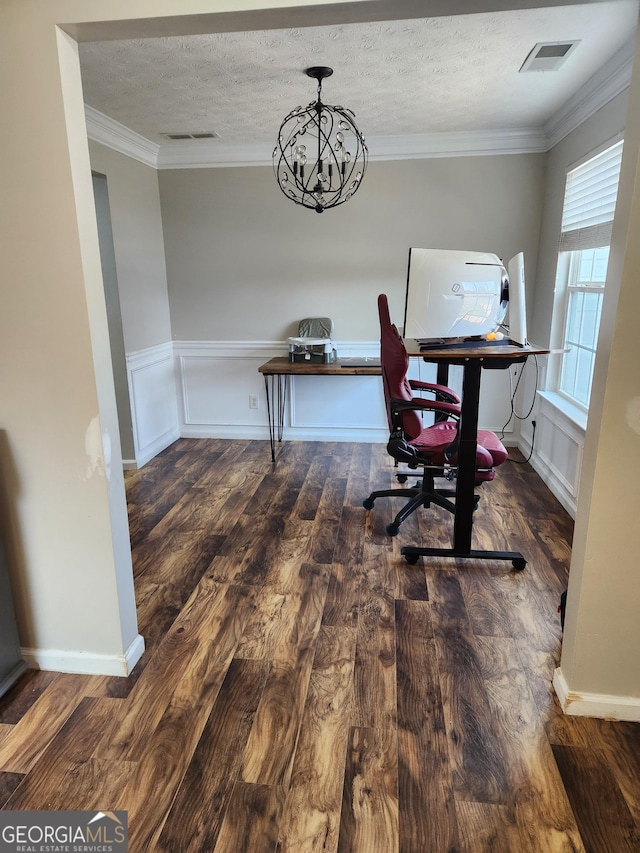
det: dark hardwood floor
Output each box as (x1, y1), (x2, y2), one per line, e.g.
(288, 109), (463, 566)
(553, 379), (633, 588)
(0, 438), (639, 851)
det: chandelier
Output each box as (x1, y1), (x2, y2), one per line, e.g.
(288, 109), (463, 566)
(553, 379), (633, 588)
(273, 67), (368, 213)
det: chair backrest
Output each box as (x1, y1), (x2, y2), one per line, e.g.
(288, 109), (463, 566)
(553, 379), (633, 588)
(378, 294), (423, 439)
(298, 317), (333, 338)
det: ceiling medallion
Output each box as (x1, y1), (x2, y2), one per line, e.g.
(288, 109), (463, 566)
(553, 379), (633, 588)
(273, 67), (368, 213)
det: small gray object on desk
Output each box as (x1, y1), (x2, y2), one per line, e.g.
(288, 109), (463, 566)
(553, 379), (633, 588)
(287, 317), (337, 364)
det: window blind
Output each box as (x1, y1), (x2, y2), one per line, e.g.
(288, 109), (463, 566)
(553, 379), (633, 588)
(559, 140), (624, 252)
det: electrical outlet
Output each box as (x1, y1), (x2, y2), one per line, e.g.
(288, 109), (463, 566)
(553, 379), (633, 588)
(249, 395), (259, 410)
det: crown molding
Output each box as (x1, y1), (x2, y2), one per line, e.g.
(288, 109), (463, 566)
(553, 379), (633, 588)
(544, 37), (634, 148)
(366, 128), (548, 160)
(85, 42), (634, 171)
(155, 127), (548, 169)
(86, 106), (548, 168)
(156, 140), (271, 169)
(85, 105), (159, 168)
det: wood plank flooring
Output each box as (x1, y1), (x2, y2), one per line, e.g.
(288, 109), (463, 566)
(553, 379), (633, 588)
(1, 438), (639, 852)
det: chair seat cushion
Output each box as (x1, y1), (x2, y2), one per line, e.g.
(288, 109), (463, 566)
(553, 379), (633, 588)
(409, 422), (508, 469)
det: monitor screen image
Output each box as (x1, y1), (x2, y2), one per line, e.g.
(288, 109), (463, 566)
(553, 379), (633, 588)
(403, 248), (509, 342)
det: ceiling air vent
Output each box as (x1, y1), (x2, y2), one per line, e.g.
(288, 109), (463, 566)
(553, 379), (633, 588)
(160, 131), (219, 141)
(519, 41), (580, 72)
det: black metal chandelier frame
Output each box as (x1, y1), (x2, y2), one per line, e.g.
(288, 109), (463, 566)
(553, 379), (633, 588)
(273, 67), (368, 213)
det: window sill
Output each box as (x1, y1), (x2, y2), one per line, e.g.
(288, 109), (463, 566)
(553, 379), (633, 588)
(537, 390), (588, 432)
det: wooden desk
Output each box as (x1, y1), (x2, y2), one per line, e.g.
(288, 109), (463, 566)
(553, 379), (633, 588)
(402, 340), (547, 569)
(258, 357), (382, 465)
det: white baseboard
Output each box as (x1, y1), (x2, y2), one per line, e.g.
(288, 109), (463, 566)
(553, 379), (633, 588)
(21, 632), (145, 677)
(134, 427), (180, 467)
(553, 667), (640, 722)
(180, 423), (388, 443)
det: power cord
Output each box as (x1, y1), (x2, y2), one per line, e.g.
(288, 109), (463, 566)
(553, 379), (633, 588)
(500, 354), (539, 464)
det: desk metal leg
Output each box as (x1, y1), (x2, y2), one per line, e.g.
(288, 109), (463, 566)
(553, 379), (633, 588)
(263, 373), (288, 466)
(453, 358), (482, 553)
(401, 357), (527, 570)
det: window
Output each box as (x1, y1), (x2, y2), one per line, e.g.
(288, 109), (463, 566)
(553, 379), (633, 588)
(559, 246), (609, 406)
(555, 139), (623, 411)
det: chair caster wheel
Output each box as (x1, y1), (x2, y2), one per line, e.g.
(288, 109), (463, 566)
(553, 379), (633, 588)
(362, 498), (375, 510)
(386, 522), (400, 537)
(396, 474), (408, 483)
(512, 558), (527, 571)
(405, 553), (420, 565)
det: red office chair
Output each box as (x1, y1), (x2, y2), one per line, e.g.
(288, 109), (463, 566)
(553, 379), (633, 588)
(363, 294), (508, 536)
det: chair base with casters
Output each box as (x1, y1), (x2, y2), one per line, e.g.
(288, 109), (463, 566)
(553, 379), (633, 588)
(401, 545), (527, 571)
(363, 420), (499, 533)
(363, 464), (474, 537)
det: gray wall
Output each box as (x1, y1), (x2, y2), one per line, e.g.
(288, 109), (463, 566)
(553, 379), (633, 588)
(89, 140), (172, 352)
(92, 172), (136, 461)
(159, 154), (546, 342)
(531, 90), (629, 348)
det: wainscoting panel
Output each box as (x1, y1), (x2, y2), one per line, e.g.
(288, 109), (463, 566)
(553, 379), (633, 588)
(175, 341), (388, 442)
(126, 343), (180, 467)
(530, 392), (584, 517)
(290, 373), (387, 440)
(180, 353), (273, 433)
(126, 341), (529, 465)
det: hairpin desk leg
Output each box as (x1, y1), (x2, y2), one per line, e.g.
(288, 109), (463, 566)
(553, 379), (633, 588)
(263, 372), (289, 467)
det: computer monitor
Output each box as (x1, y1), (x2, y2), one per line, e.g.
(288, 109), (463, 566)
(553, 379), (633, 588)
(505, 252), (528, 346)
(403, 248), (509, 342)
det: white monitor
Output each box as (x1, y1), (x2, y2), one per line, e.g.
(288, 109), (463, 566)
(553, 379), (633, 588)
(505, 252), (528, 346)
(403, 248), (508, 341)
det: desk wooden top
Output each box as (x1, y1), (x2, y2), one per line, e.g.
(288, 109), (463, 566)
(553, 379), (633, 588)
(258, 357), (381, 376)
(403, 339), (549, 361)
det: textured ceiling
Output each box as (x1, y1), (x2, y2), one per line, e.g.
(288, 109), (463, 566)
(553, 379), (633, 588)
(79, 2), (639, 146)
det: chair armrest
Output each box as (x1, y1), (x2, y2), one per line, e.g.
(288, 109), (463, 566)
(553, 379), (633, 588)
(390, 397), (460, 419)
(408, 380), (461, 405)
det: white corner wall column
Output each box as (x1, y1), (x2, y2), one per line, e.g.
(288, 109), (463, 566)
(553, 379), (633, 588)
(554, 22), (640, 721)
(0, 14), (144, 680)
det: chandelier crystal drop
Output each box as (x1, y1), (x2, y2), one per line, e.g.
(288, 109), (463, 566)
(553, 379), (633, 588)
(272, 67), (368, 213)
